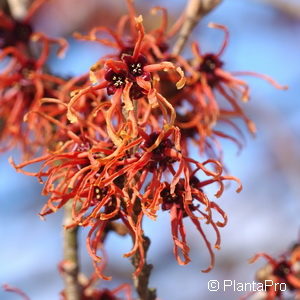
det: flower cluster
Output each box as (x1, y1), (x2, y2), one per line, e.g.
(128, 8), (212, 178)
(58, 265), (133, 300)
(3, 278), (133, 300)
(244, 242), (300, 299)
(6, 0), (285, 288)
(0, 0), (68, 156)
(169, 23), (287, 159)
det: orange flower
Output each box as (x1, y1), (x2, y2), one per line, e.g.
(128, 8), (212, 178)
(66, 16), (185, 153)
(73, 1), (183, 62)
(8, 2), (258, 282)
(170, 23), (287, 159)
(246, 243), (300, 300)
(0, 0), (47, 48)
(0, 27), (67, 155)
(59, 270), (133, 300)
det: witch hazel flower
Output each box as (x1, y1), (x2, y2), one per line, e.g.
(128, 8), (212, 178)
(180, 23), (287, 128)
(0, 0), (47, 49)
(66, 15), (185, 148)
(0, 0), (68, 156)
(8, 1), (287, 295)
(243, 243), (300, 300)
(171, 23), (287, 159)
(63, 280), (133, 300)
(4, 271), (133, 300)
(160, 179), (225, 272)
(10, 107), (241, 278)
(0, 31), (67, 155)
(134, 130), (241, 272)
(9, 118), (148, 278)
(5, 1), (262, 289)
(88, 127), (241, 272)
(73, 0), (182, 62)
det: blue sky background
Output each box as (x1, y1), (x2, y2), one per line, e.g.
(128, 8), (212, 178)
(1, 0), (300, 299)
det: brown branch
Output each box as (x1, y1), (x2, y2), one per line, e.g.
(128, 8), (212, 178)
(0, 0), (12, 16)
(127, 184), (156, 300)
(123, 99), (156, 300)
(172, 0), (223, 56)
(132, 236), (156, 300)
(62, 202), (82, 300)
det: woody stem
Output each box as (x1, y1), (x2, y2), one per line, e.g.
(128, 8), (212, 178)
(172, 0), (222, 55)
(62, 201), (82, 300)
(132, 235), (156, 300)
(122, 99), (156, 300)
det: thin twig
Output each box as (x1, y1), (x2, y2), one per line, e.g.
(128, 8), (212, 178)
(130, 201), (156, 300)
(172, 0), (222, 56)
(0, 0), (12, 16)
(63, 202), (82, 300)
(132, 235), (156, 300)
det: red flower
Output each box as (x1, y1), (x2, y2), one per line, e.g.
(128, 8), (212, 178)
(0, 25), (67, 155)
(104, 69), (127, 95)
(122, 54), (150, 79)
(73, 2), (181, 62)
(0, 0), (46, 48)
(170, 23), (287, 159)
(8, 2), (256, 282)
(59, 270), (133, 300)
(11, 112), (241, 276)
(0, 18), (32, 48)
(157, 170), (240, 272)
(66, 16), (185, 152)
(245, 244), (300, 299)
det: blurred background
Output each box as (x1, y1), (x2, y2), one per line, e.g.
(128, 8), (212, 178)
(1, 0), (300, 299)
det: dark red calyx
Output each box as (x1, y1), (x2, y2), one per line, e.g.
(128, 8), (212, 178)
(122, 54), (149, 78)
(199, 54), (223, 74)
(105, 69), (127, 95)
(0, 20), (32, 47)
(273, 261), (291, 279)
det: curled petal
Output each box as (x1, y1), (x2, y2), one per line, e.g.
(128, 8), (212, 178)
(2, 284), (30, 300)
